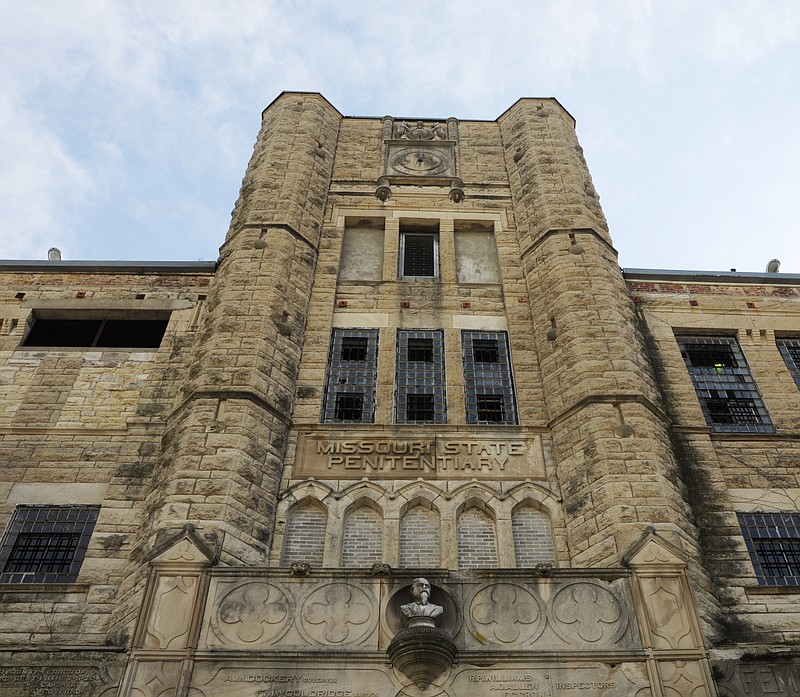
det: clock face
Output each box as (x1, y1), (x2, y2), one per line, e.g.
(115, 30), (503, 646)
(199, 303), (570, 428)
(389, 146), (451, 176)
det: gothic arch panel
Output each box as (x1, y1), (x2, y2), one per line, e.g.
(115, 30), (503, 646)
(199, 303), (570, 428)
(511, 502), (555, 566)
(341, 500), (383, 567)
(457, 500), (498, 569)
(282, 499), (327, 566)
(399, 498), (441, 568)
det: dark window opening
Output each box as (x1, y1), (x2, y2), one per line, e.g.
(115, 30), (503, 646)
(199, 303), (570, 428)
(0, 505), (100, 584)
(23, 317), (169, 349)
(334, 393), (364, 421)
(738, 512), (800, 586)
(406, 394), (435, 422)
(401, 233), (437, 277)
(705, 396), (761, 425)
(681, 343), (738, 370)
(752, 539), (800, 580)
(6, 533), (81, 574)
(341, 337), (368, 361)
(476, 395), (505, 422)
(407, 339), (434, 362)
(473, 339), (500, 363)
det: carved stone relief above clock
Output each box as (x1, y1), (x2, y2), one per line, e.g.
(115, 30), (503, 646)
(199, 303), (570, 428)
(381, 116), (458, 181)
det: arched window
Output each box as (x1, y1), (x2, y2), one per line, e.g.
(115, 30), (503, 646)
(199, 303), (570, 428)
(399, 502), (440, 567)
(512, 504), (555, 566)
(341, 503), (383, 567)
(282, 500), (327, 566)
(457, 503), (498, 569)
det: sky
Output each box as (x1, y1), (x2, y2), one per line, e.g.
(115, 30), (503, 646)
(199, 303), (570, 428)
(1, 1), (799, 274)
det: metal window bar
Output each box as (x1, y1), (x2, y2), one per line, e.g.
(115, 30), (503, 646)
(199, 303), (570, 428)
(676, 335), (774, 433)
(396, 330), (446, 424)
(322, 329), (379, 423)
(0, 505), (100, 584)
(777, 338), (800, 390)
(462, 331), (518, 425)
(738, 512), (800, 586)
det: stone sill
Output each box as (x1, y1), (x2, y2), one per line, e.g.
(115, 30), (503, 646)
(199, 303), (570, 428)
(745, 585), (800, 596)
(0, 583), (90, 594)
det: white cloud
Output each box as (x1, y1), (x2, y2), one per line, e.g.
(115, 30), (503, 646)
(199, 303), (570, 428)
(0, 0), (798, 271)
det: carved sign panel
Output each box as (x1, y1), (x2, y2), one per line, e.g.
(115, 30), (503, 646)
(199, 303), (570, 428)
(0, 655), (122, 697)
(189, 664), (392, 697)
(295, 431), (545, 480)
(713, 660), (800, 696)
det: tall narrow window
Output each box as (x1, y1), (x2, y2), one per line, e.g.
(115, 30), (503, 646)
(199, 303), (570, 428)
(399, 221), (439, 279)
(396, 330), (446, 424)
(777, 338), (800, 390)
(462, 331), (518, 425)
(738, 512), (800, 586)
(0, 505), (100, 584)
(676, 335), (773, 433)
(322, 329), (379, 423)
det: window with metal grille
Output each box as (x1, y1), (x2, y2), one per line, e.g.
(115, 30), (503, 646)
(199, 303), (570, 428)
(400, 232), (438, 278)
(22, 314), (170, 348)
(0, 505), (99, 584)
(322, 329), (379, 423)
(777, 338), (800, 390)
(738, 512), (800, 586)
(462, 331), (518, 425)
(476, 395), (505, 422)
(676, 335), (773, 433)
(396, 330), (446, 424)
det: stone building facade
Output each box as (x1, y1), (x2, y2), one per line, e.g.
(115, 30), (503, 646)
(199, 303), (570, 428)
(0, 92), (798, 696)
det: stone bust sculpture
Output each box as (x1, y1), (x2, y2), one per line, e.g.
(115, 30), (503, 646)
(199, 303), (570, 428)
(400, 578), (443, 628)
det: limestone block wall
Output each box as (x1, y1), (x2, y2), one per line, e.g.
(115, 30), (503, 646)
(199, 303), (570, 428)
(627, 273), (800, 649)
(0, 265), (212, 648)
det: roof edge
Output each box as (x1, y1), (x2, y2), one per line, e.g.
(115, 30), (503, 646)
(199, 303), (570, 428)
(0, 260), (218, 274)
(623, 268), (800, 286)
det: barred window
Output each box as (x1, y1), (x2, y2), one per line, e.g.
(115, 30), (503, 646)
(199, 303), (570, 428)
(396, 330), (446, 424)
(400, 232), (438, 278)
(0, 505), (99, 584)
(777, 338), (800, 390)
(676, 335), (773, 433)
(738, 512), (800, 586)
(462, 331), (518, 425)
(322, 329), (379, 423)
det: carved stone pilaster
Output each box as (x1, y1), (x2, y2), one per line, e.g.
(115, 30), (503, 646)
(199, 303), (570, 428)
(625, 529), (716, 697)
(119, 527), (214, 697)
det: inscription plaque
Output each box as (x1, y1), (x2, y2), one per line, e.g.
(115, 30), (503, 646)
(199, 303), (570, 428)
(452, 664), (649, 697)
(296, 431), (545, 480)
(713, 660), (800, 696)
(0, 657), (120, 697)
(190, 664), (393, 697)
